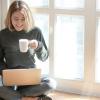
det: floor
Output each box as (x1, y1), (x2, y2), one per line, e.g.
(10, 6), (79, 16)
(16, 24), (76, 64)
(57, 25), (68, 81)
(22, 91), (100, 100)
(48, 91), (100, 100)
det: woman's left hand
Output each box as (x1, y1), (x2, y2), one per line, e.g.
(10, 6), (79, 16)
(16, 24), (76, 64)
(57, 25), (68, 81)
(29, 40), (38, 49)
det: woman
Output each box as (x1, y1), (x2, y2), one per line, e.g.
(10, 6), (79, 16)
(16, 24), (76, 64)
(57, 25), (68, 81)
(0, 0), (56, 100)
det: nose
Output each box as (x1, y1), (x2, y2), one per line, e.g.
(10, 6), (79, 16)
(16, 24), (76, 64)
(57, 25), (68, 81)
(17, 20), (23, 26)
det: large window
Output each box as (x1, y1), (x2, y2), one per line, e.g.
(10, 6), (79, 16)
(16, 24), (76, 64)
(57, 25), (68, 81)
(22, 0), (85, 80)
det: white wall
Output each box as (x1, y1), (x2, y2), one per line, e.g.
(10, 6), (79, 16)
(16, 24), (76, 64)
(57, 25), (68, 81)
(1, 0), (10, 29)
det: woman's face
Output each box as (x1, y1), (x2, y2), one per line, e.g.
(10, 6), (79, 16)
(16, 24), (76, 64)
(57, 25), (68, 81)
(11, 10), (26, 31)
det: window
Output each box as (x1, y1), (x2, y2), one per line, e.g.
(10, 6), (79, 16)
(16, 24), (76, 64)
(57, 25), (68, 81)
(54, 15), (84, 80)
(22, 0), (85, 80)
(96, 0), (100, 10)
(95, 18), (100, 83)
(23, 0), (49, 7)
(95, 0), (100, 83)
(33, 14), (49, 46)
(55, 0), (84, 9)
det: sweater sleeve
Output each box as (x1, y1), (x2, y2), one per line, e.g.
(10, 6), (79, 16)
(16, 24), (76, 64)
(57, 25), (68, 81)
(0, 48), (6, 74)
(35, 28), (49, 61)
(0, 32), (7, 75)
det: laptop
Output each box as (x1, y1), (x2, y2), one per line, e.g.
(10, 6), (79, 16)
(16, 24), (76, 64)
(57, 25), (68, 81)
(2, 68), (41, 86)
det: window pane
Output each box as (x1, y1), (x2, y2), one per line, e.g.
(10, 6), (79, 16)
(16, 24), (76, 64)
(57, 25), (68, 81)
(54, 15), (84, 80)
(23, 0), (49, 8)
(95, 18), (100, 83)
(55, 0), (84, 9)
(96, 0), (100, 10)
(33, 14), (49, 46)
(32, 14), (49, 75)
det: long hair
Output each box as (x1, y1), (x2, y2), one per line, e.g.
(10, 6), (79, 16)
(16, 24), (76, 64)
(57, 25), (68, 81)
(5, 0), (34, 32)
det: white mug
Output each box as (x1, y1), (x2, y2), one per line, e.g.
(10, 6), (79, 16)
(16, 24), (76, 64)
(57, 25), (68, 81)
(19, 39), (29, 53)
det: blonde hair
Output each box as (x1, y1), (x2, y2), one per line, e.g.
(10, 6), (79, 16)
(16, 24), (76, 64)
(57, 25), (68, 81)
(5, 0), (34, 32)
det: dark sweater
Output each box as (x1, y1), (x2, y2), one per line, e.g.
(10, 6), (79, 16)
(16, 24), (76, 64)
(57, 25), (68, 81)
(0, 27), (48, 72)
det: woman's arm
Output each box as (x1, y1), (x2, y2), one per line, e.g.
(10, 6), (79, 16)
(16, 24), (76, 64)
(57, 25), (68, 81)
(29, 28), (49, 62)
(0, 32), (7, 75)
(0, 48), (6, 75)
(35, 28), (49, 61)
(35, 40), (49, 61)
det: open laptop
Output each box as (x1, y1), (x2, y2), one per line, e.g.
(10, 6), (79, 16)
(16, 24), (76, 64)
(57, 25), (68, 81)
(2, 68), (41, 86)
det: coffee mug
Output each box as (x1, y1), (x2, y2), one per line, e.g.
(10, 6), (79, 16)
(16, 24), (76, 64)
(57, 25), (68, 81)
(19, 39), (29, 53)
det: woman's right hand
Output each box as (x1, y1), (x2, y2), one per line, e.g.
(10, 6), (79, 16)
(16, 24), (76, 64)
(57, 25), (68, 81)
(28, 40), (38, 49)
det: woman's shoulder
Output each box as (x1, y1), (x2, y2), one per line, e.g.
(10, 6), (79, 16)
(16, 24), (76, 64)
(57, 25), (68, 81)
(0, 28), (9, 41)
(31, 27), (42, 33)
(0, 28), (9, 35)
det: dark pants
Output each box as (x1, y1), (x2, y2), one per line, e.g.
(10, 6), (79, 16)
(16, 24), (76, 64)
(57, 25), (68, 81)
(0, 77), (56, 100)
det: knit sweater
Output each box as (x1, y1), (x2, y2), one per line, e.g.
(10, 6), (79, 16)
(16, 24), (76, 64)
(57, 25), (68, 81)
(0, 27), (48, 72)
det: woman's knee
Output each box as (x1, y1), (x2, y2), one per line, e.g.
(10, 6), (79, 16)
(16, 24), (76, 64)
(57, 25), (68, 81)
(42, 77), (57, 90)
(47, 78), (57, 90)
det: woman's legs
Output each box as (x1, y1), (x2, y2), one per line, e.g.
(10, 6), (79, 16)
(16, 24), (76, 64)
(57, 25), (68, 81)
(0, 86), (21, 100)
(0, 77), (56, 100)
(18, 77), (56, 97)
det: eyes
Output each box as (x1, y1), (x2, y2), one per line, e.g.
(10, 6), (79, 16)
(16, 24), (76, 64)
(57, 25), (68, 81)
(13, 17), (25, 22)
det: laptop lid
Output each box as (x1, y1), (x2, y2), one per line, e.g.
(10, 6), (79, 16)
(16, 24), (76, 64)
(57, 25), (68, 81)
(2, 68), (41, 86)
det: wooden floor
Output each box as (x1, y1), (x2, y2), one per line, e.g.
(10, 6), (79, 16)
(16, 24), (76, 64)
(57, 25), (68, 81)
(48, 91), (100, 100)
(22, 91), (100, 100)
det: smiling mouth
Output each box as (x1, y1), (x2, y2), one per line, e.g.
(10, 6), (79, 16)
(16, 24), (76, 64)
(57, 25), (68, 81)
(16, 25), (23, 28)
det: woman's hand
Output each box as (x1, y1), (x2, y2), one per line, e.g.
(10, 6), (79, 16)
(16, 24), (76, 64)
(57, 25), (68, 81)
(28, 40), (38, 49)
